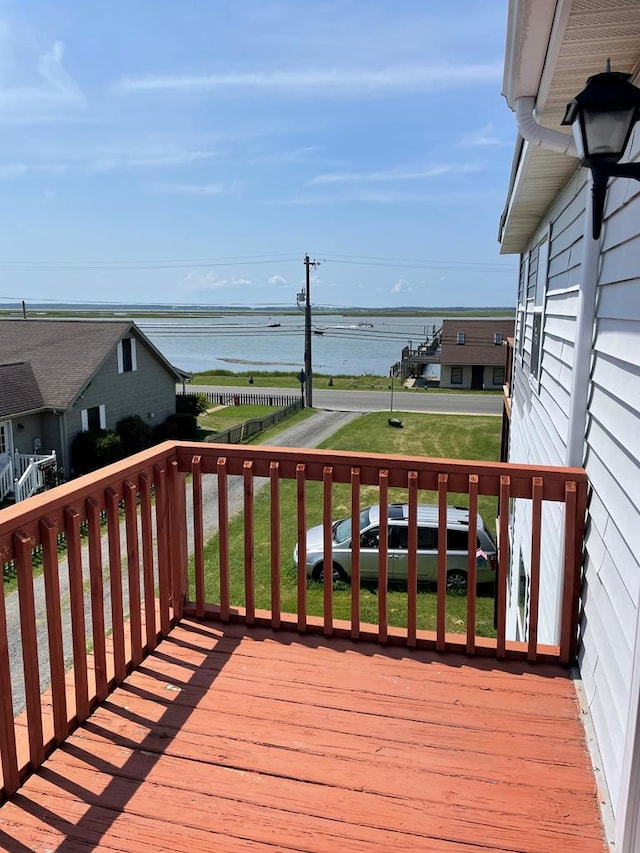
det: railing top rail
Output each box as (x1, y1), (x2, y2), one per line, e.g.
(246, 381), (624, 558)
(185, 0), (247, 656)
(0, 441), (178, 557)
(172, 441), (587, 489)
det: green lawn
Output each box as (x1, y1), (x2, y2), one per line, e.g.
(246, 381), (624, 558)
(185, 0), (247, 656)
(191, 369), (502, 393)
(195, 411), (501, 637)
(198, 404), (280, 436)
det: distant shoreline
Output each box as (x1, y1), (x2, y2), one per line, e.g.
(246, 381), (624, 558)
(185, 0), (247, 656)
(0, 306), (514, 319)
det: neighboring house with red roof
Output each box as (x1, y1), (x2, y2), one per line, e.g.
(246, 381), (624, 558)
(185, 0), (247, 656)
(0, 318), (187, 500)
(439, 319), (514, 389)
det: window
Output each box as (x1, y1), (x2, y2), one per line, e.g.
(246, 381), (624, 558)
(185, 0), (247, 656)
(360, 527), (380, 548)
(494, 332), (503, 345)
(450, 366), (463, 385)
(447, 529), (468, 550)
(81, 405), (106, 432)
(456, 332), (465, 345)
(389, 526), (408, 550)
(417, 526), (437, 549)
(530, 313), (543, 379)
(527, 244), (539, 300)
(517, 254), (528, 305)
(117, 337), (137, 374)
(0, 424), (6, 454)
(492, 366), (505, 386)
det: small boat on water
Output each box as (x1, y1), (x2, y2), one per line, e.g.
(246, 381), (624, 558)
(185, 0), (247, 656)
(313, 329), (324, 336)
(268, 322), (281, 328)
(356, 322), (374, 328)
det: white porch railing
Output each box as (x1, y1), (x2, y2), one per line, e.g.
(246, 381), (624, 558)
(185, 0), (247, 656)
(11, 451), (57, 503)
(0, 460), (12, 502)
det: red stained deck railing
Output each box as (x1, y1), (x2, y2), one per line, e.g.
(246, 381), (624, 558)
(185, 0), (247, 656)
(0, 440), (587, 802)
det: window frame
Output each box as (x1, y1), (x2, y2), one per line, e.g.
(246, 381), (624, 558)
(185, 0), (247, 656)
(450, 366), (463, 385)
(81, 404), (106, 432)
(117, 337), (138, 374)
(456, 332), (465, 345)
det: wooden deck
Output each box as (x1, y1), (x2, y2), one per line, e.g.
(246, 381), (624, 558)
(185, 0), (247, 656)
(0, 619), (605, 852)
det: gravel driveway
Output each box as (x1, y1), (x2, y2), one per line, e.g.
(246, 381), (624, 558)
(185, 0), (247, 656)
(5, 409), (360, 716)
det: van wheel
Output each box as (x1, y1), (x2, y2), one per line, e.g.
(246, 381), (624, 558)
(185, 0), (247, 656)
(312, 562), (349, 584)
(446, 570), (468, 593)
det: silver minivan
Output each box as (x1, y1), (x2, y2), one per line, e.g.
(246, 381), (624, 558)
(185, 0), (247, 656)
(293, 503), (497, 590)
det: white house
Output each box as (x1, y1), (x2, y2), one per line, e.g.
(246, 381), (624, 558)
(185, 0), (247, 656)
(499, 2), (640, 850)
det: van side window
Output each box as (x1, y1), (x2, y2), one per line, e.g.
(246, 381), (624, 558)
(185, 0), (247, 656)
(360, 527), (380, 548)
(417, 526), (437, 549)
(447, 529), (469, 550)
(389, 526), (408, 550)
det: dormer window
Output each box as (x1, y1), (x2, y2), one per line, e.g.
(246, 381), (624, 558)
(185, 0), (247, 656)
(494, 332), (503, 345)
(456, 332), (465, 345)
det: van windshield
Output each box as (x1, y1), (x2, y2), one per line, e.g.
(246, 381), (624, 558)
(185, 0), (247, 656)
(334, 508), (371, 543)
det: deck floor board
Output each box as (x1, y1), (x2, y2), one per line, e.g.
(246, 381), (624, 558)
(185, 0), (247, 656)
(0, 619), (606, 852)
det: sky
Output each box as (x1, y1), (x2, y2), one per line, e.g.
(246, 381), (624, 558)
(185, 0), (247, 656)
(0, 1), (519, 310)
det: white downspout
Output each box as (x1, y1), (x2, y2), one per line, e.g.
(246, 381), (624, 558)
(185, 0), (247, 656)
(515, 96), (578, 157)
(566, 173), (600, 468)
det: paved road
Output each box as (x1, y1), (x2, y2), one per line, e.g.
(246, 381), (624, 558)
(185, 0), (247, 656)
(186, 383), (503, 416)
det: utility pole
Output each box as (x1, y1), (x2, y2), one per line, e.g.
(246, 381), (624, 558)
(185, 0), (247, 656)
(300, 253), (320, 407)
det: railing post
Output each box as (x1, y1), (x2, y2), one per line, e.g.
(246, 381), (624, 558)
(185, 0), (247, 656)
(560, 480), (585, 665)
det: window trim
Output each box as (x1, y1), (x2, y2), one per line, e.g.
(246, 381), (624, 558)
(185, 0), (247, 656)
(81, 404), (106, 432)
(117, 337), (138, 374)
(450, 366), (463, 385)
(456, 332), (465, 345)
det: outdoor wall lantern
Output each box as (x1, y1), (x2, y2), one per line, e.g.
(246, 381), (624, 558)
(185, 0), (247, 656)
(562, 61), (640, 239)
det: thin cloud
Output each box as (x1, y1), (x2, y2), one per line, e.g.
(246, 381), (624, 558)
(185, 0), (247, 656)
(154, 182), (226, 195)
(268, 274), (287, 285)
(86, 149), (219, 173)
(459, 124), (509, 147)
(391, 279), (411, 294)
(111, 63), (502, 97)
(307, 165), (460, 186)
(0, 40), (85, 123)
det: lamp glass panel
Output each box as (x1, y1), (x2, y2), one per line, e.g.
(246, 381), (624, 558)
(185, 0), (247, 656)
(582, 107), (635, 157)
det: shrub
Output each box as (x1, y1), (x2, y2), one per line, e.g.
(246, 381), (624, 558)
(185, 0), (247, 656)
(157, 412), (198, 440)
(116, 415), (154, 454)
(71, 429), (124, 476)
(176, 393), (209, 416)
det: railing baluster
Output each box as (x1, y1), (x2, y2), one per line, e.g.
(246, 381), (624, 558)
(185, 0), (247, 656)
(153, 467), (171, 636)
(436, 473), (448, 651)
(41, 519), (69, 740)
(466, 475), (478, 656)
(86, 499), (108, 702)
(243, 461), (255, 625)
(322, 466), (334, 637)
(296, 463), (307, 632)
(378, 470), (389, 643)
(138, 473), (157, 651)
(124, 481), (143, 668)
(350, 468), (361, 640)
(168, 460), (187, 621)
(105, 488), (127, 678)
(560, 481), (579, 665)
(64, 508), (90, 721)
(192, 456), (205, 618)
(497, 475), (511, 659)
(217, 457), (230, 622)
(270, 461), (281, 629)
(15, 532), (44, 768)
(528, 477), (543, 662)
(407, 471), (418, 648)
(0, 561), (18, 795)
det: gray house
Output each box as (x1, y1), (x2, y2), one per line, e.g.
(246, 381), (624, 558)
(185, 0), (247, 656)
(0, 318), (186, 499)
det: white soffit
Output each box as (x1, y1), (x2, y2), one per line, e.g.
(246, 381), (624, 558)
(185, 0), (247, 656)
(500, 0), (640, 255)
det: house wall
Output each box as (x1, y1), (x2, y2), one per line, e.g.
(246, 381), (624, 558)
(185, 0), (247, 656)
(440, 364), (504, 389)
(65, 333), (177, 474)
(508, 139), (640, 815)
